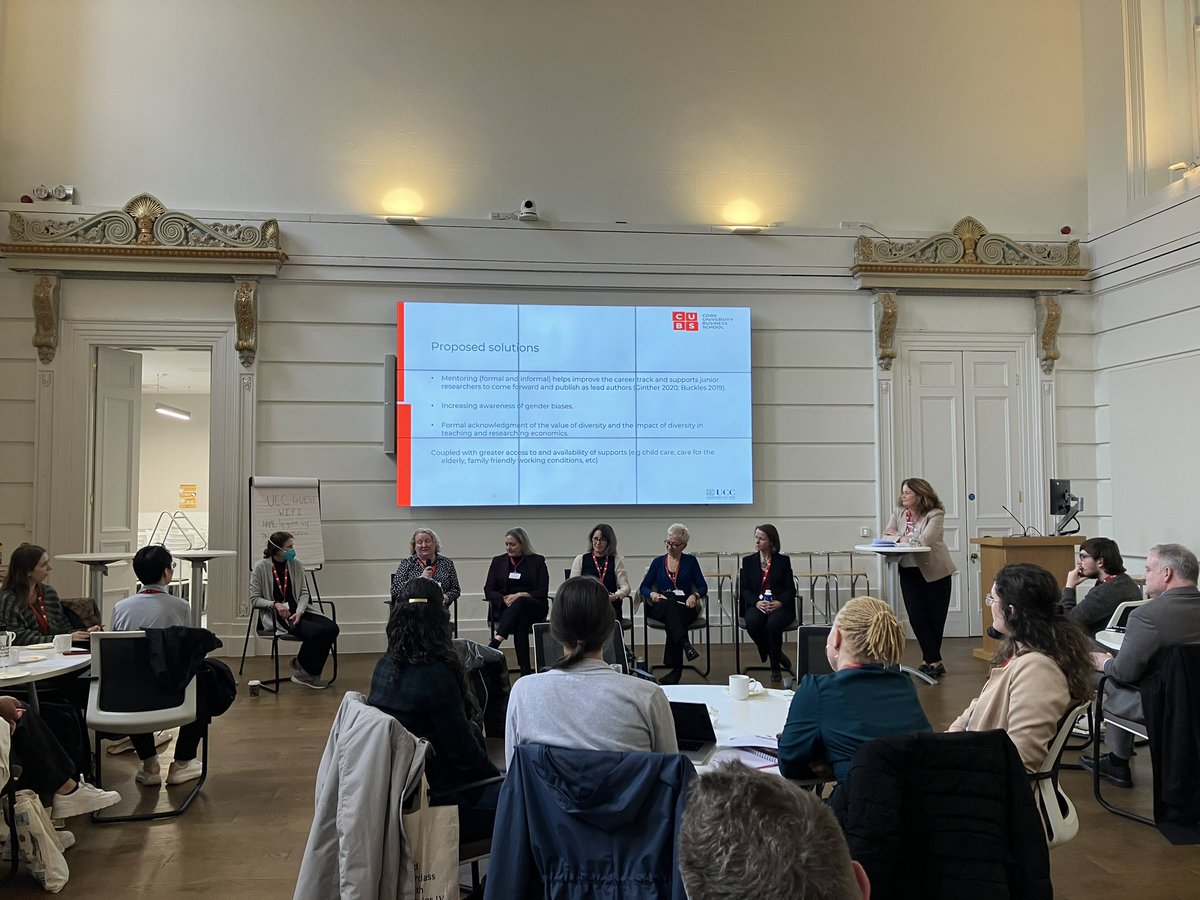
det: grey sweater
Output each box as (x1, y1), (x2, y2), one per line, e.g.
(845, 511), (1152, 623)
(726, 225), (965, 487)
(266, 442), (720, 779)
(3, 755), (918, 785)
(1059, 572), (1143, 638)
(504, 658), (679, 768)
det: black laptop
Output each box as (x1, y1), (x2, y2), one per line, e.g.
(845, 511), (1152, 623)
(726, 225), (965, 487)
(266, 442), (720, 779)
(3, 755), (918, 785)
(532, 620), (628, 673)
(669, 700), (717, 765)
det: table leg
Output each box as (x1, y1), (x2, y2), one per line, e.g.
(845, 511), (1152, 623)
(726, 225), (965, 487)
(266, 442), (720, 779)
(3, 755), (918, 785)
(26, 681), (40, 715)
(88, 564), (107, 618)
(189, 561), (206, 627)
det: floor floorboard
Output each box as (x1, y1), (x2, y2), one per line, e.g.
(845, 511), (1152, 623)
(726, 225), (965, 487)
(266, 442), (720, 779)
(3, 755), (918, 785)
(5, 638), (1199, 897)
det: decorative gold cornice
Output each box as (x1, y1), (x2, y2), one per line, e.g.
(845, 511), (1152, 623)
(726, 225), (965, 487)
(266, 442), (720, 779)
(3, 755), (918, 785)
(1, 193), (286, 278)
(31, 275), (60, 364)
(873, 291), (897, 371)
(1035, 293), (1062, 374)
(234, 280), (259, 368)
(851, 217), (1086, 292)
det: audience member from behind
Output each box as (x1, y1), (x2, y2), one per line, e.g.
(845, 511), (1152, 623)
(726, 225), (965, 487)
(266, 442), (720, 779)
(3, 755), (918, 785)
(951, 563), (1094, 772)
(111, 544), (213, 787)
(778, 597), (930, 784)
(369, 577), (501, 842)
(0, 543), (101, 645)
(1083, 542), (1200, 788)
(679, 761), (870, 900)
(390, 527), (461, 609)
(1058, 537), (1143, 639)
(505, 576), (677, 768)
(249, 531), (339, 689)
(569, 523), (632, 621)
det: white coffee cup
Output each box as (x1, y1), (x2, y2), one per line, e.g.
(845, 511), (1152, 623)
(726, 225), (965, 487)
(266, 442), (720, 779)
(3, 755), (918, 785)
(0, 630), (15, 668)
(729, 673), (751, 700)
(53, 633), (74, 655)
(248, 679), (262, 698)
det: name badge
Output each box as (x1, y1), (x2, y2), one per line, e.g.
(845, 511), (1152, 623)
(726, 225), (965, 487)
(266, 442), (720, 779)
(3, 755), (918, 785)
(509, 572), (522, 580)
(673, 589), (685, 596)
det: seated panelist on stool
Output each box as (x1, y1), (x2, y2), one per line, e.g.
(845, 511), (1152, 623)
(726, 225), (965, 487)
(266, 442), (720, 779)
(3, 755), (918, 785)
(739, 523), (797, 684)
(484, 527), (549, 677)
(569, 523), (632, 624)
(639, 523), (706, 685)
(390, 527), (461, 611)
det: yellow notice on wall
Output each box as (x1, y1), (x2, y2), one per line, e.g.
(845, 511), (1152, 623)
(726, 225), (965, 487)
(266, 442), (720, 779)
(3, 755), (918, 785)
(178, 483), (198, 510)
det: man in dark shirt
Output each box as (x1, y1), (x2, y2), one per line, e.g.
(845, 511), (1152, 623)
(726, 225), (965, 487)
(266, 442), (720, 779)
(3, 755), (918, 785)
(1060, 537), (1143, 639)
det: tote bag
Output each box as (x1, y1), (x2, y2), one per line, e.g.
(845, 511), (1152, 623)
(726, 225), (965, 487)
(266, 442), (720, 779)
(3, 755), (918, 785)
(402, 777), (459, 900)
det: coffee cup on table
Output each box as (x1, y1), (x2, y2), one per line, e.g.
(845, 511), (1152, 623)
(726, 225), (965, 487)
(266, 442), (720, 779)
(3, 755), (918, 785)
(0, 631), (15, 667)
(729, 673), (751, 700)
(53, 633), (73, 655)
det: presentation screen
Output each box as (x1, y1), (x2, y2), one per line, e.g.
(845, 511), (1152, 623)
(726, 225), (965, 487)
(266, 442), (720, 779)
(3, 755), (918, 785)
(393, 302), (752, 507)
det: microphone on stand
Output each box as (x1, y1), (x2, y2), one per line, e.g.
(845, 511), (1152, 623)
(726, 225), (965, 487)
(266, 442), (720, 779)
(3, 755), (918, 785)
(1001, 505), (1031, 537)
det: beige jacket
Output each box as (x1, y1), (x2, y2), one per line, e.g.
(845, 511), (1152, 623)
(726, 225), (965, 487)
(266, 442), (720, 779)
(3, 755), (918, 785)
(950, 650), (1072, 773)
(883, 507), (956, 582)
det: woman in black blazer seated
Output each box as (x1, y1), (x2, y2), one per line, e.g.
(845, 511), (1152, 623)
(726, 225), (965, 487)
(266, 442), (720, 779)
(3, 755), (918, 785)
(739, 523), (797, 683)
(484, 527), (549, 676)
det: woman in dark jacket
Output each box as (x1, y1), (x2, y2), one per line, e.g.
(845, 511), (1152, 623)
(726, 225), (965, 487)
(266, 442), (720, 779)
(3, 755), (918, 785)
(369, 577), (501, 842)
(738, 523), (797, 683)
(483, 527), (550, 676)
(0, 544), (97, 645)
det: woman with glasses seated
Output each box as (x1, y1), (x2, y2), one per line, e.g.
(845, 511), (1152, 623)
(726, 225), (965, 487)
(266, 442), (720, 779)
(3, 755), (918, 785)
(369, 577), (501, 843)
(505, 576), (677, 768)
(569, 523), (631, 622)
(639, 523), (707, 684)
(778, 597), (930, 785)
(950, 563), (1094, 773)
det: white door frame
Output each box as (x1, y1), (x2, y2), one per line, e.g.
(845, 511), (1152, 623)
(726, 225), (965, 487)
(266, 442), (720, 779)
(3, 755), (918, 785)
(34, 318), (255, 648)
(874, 328), (1054, 618)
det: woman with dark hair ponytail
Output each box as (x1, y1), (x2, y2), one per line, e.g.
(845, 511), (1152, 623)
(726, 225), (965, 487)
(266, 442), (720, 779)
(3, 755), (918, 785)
(950, 562), (1094, 773)
(504, 576), (677, 767)
(368, 577), (501, 842)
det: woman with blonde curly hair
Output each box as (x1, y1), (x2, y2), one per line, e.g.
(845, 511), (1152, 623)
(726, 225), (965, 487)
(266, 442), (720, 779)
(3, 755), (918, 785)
(778, 597), (930, 783)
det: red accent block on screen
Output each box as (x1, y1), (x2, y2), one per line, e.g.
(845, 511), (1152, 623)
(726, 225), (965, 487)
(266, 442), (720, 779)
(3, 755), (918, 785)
(395, 404), (412, 506)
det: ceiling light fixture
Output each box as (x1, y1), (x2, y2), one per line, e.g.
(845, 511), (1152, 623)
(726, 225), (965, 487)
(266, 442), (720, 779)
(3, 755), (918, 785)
(155, 402), (191, 421)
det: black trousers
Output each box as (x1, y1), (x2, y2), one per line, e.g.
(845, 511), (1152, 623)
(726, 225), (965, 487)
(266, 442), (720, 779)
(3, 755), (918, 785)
(11, 706), (78, 805)
(744, 603), (795, 670)
(494, 595), (549, 672)
(130, 721), (205, 763)
(286, 611), (339, 676)
(899, 566), (953, 664)
(644, 598), (700, 668)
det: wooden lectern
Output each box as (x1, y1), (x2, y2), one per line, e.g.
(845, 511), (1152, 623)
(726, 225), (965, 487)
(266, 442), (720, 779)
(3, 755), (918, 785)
(970, 535), (1083, 660)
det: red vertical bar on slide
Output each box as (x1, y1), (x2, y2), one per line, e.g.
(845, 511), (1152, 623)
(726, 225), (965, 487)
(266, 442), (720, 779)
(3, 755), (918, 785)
(395, 302), (412, 506)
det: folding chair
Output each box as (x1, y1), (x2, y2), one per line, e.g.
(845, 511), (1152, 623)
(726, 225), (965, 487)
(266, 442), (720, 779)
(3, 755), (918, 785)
(238, 585), (339, 692)
(86, 631), (207, 823)
(643, 594), (712, 678)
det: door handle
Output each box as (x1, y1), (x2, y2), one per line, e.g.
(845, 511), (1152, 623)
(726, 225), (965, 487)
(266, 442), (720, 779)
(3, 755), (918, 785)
(969, 552), (979, 563)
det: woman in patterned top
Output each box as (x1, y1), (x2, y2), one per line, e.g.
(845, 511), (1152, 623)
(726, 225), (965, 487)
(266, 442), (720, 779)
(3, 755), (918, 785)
(390, 527), (461, 610)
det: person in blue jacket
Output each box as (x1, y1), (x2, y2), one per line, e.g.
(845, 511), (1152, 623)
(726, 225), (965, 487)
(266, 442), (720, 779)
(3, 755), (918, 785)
(778, 596), (931, 785)
(639, 523), (707, 684)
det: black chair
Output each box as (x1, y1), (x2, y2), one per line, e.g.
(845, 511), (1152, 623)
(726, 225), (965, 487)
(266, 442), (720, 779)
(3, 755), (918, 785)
(734, 572), (801, 682)
(486, 594), (553, 677)
(642, 594), (711, 678)
(564, 567), (636, 664)
(238, 572), (338, 692)
(86, 631), (207, 823)
(1, 763), (17, 886)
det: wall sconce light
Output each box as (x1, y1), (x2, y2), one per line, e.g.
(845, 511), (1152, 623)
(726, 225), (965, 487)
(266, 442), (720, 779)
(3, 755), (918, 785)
(728, 225), (763, 235)
(155, 402), (191, 421)
(1168, 161), (1194, 172)
(385, 216), (421, 225)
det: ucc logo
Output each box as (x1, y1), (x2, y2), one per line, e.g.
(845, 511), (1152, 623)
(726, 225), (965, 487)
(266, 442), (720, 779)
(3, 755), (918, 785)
(672, 311), (699, 331)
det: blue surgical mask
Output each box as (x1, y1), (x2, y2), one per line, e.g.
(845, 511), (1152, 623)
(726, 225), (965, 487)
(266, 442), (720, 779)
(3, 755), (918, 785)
(282, 548), (297, 562)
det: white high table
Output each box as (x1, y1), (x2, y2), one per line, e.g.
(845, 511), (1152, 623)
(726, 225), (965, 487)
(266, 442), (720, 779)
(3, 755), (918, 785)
(662, 683), (793, 772)
(0, 652), (91, 714)
(853, 544), (930, 614)
(173, 549), (237, 627)
(56, 552), (133, 617)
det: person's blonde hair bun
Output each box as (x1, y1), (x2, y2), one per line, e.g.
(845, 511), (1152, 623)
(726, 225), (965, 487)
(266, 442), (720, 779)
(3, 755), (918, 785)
(834, 596), (905, 666)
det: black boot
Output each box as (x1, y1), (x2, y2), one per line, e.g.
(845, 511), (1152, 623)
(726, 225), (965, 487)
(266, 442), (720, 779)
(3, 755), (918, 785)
(660, 667), (683, 685)
(682, 640), (700, 662)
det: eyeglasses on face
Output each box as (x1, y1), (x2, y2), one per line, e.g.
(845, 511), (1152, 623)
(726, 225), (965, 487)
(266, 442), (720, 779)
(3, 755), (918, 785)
(664, 540), (685, 549)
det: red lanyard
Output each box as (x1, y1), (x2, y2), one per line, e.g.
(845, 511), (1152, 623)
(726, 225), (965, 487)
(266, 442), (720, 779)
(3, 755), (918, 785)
(760, 556), (773, 594)
(272, 562), (290, 602)
(421, 557), (438, 577)
(666, 556), (681, 590)
(903, 509), (915, 536)
(509, 556), (522, 571)
(592, 554), (610, 583)
(30, 585), (49, 632)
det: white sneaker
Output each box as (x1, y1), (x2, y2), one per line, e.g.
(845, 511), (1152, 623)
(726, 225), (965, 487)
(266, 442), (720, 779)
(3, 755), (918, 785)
(136, 756), (163, 786)
(56, 830), (76, 852)
(291, 671), (330, 690)
(167, 758), (204, 785)
(51, 782), (121, 818)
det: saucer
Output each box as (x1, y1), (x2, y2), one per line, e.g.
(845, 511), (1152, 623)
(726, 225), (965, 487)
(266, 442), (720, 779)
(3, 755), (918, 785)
(19, 654), (46, 663)
(27, 643), (54, 651)
(0, 669), (32, 680)
(724, 684), (765, 697)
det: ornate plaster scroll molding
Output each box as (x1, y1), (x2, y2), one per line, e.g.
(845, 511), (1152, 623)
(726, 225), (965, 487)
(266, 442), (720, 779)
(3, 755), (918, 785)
(2, 193), (285, 280)
(873, 291), (898, 371)
(234, 279), (259, 368)
(1034, 293), (1062, 374)
(851, 216), (1087, 293)
(31, 275), (61, 363)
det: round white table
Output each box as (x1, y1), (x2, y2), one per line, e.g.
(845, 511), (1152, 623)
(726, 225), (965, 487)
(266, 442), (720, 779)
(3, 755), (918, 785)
(853, 544), (931, 613)
(173, 549), (238, 627)
(662, 682), (794, 772)
(0, 652), (91, 714)
(56, 552), (133, 617)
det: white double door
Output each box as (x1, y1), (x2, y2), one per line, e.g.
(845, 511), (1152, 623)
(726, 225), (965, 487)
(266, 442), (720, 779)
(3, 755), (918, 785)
(897, 346), (1028, 637)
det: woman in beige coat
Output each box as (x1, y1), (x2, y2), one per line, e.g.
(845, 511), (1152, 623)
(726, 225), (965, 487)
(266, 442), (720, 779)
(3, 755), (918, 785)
(950, 563), (1094, 772)
(881, 477), (956, 677)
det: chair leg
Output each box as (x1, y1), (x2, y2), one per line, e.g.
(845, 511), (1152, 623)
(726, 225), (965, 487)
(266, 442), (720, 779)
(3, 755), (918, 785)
(238, 612), (255, 676)
(93, 730), (208, 824)
(1, 782), (18, 887)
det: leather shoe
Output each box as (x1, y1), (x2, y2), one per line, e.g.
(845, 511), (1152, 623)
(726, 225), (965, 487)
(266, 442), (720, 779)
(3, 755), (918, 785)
(1080, 752), (1133, 788)
(682, 640), (700, 662)
(769, 668), (782, 684)
(660, 667), (683, 685)
(778, 653), (793, 673)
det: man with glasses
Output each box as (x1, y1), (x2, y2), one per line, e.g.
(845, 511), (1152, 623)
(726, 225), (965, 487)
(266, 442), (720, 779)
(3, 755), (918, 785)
(1059, 538), (1143, 639)
(1082, 543), (1200, 787)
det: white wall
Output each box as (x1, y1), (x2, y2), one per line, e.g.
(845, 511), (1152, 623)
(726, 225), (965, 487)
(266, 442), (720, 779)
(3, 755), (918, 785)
(0, 0), (1087, 233)
(0, 270), (35, 559)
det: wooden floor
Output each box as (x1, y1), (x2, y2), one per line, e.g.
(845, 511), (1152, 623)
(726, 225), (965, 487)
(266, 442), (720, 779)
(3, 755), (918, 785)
(6, 638), (1200, 897)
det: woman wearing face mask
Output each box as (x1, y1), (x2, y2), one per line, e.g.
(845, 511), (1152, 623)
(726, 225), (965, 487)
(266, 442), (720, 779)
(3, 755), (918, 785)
(249, 531), (340, 689)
